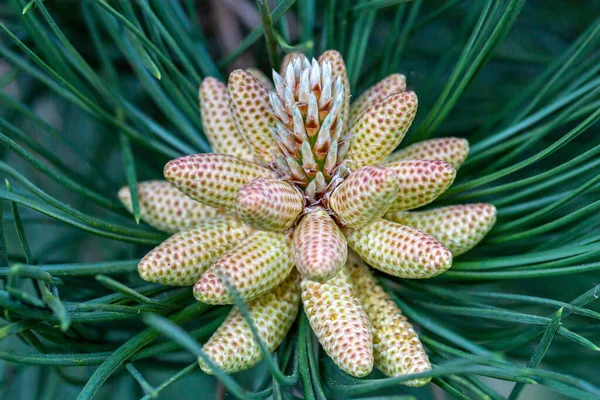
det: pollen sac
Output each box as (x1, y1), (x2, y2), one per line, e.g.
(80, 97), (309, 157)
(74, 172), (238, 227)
(199, 271), (300, 374)
(347, 91), (418, 169)
(137, 215), (253, 286)
(199, 78), (253, 161)
(301, 267), (374, 377)
(386, 203), (497, 256)
(347, 258), (432, 386)
(385, 137), (470, 170)
(194, 231), (294, 304)
(246, 68), (274, 90)
(236, 178), (304, 231)
(344, 219), (453, 279)
(385, 159), (456, 212)
(329, 166), (399, 229)
(350, 73), (407, 122)
(228, 69), (280, 163)
(293, 207), (347, 282)
(118, 180), (222, 233)
(164, 154), (277, 211)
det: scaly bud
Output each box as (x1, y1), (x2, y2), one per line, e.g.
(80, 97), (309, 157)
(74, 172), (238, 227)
(310, 58), (321, 91)
(164, 154), (277, 211)
(319, 62), (333, 111)
(349, 74), (407, 122)
(318, 50), (350, 132)
(301, 267), (373, 377)
(280, 52), (302, 76)
(138, 215), (253, 286)
(199, 78), (253, 161)
(323, 140), (338, 178)
(194, 231), (294, 304)
(118, 181), (222, 233)
(386, 203), (497, 256)
(344, 219), (453, 279)
(286, 156), (308, 184)
(301, 141), (318, 175)
(199, 271), (300, 374)
(228, 70), (280, 163)
(285, 61), (296, 92)
(306, 92), (319, 137)
(292, 106), (308, 142)
(329, 167), (399, 229)
(299, 68), (310, 103)
(269, 91), (289, 125)
(235, 178), (304, 231)
(293, 208), (347, 282)
(347, 258), (432, 386)
(385, 137), (470, 170)
(385, 160), (456, 212)
(347, 92), (418, 169)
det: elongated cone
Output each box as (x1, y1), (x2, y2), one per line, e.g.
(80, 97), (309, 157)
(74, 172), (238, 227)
(386, 204), (497, 256)
(318, 50), (350, 132)
(164, 154), (277, 211)
(385, 137), (469, 169)
(235, 178), (304, 231)
(293, 208), (347, 282)
(329, 166), (399, 229)
(344, 219), (452, 279)
(386, 160), (456, 212)
(302, 267), (373, 377)
(347, 92), (418, 169)
(228, 69), (280, 163)
(199, 78), (253, 161)
(199, 271), (301, 374)
(194, 231), (294, 304)
(246, 68), (274, 90)
(118, 181), (222, 233)
(350, 74), (407, 122)
(347, 258), (432, 386)
(137, 215), (253, 286)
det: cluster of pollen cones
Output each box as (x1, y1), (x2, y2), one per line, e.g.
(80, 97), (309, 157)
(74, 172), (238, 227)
(118, 50), (497, 383)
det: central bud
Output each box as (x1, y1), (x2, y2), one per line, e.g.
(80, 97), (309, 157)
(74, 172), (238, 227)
(268, 56), (350, 203)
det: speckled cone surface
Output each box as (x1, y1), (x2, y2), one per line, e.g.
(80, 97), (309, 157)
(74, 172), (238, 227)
(384, 137), (470, 169)
(329, 166), (399, 229)
(347, 91), (418, 169)
(118, 181), (222, 233)
(348, 258), (432, 386)
(386, 203), (497, 256)
(199, 271), (300, 374)
(386, 159), (456, 212)
(235, 178), (304, 231)
(293, 208), (347, 282)
(345, 219), (453, 279)
(228, 69), (280, 163)
(138, 215), (253, 286)
(164, 153), (276, 210)
(194, 230), (294, 304)
(246, 68), (274, 90)
(120, 49), (500, 379)
(199, 78), (253, 161)
(301, 267), (373, 377)
(350, 74), (407, 122)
